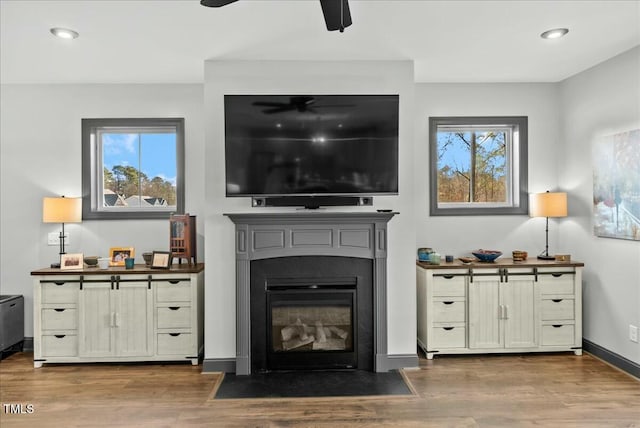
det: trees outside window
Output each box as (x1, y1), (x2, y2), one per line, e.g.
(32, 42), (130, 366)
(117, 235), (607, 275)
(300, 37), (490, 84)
(429, 117), (528, 216)
(82, 118), (184, 220)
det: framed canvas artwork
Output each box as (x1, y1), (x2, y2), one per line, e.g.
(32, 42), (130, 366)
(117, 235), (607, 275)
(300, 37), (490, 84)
(593, 129), (640, 241)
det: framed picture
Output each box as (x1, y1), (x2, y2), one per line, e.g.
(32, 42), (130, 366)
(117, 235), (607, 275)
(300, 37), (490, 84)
(109, 247), (135, 266)
(61, 253), (84, 270)
(151, 251), (172, 269)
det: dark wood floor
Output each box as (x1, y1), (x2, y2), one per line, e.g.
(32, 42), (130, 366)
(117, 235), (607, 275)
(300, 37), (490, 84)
(1, 351), (638, 427)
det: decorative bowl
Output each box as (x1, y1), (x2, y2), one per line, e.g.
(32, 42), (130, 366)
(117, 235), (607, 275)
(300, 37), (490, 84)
(472, 250), (503, 263)
(142, 252), (153, 267)
(84, 256), (99, 267)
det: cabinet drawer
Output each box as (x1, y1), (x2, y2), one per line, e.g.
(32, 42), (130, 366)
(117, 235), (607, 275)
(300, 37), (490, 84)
(156, 282), (191, 303)
(41, 334), (78, 357)
(157, 333), (193, 355)
(42, 308), (77, 330)
(541, 299), (574, 320)
(432, 326), (466, 349)
(433, 300), (466, 323)
(432, 276), (466, 297)
(539, 274), (575, 295)
(541, 324), (575, 346)
(157, 306), (191, 329)
(41, 282), (78, 304)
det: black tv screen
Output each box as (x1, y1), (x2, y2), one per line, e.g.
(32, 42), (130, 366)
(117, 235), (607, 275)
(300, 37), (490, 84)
(224, 95), (399, 197)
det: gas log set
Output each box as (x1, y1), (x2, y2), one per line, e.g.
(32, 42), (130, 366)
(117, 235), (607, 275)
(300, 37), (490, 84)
(277, 318), (349, 351)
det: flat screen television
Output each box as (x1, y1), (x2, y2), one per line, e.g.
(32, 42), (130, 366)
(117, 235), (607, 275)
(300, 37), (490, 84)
(224, 94), (399, 199)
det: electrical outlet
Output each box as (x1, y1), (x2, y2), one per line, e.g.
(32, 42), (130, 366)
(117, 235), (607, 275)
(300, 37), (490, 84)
(630, 325), (638, 343)
(47, 232), (69, 246)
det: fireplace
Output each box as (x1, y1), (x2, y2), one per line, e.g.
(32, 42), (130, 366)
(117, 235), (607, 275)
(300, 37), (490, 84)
(250, 257), (373, 372)
(225, 211), (396, 375)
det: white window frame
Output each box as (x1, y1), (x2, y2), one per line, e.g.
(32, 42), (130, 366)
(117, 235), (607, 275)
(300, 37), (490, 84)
(82, 118), (185, 220)
(429, 116), (528, 216)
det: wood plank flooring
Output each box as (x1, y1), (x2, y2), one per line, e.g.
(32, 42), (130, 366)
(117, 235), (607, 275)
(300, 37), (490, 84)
(1, 351), (638, 427)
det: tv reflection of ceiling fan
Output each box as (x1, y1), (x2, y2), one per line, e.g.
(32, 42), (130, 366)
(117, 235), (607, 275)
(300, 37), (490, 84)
(200, 0), (352, 32)
(252, 96), (354, 115)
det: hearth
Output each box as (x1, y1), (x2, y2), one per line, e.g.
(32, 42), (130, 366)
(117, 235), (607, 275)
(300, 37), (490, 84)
(250, 256), (373, 372)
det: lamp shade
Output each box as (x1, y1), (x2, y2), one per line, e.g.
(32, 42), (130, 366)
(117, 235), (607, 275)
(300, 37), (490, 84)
(529, 192), (567, 218)
(43, 197), (82, 223)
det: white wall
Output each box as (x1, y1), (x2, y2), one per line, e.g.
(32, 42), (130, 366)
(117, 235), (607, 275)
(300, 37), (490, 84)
(413, 83), (564, 257)
(203, 61), (417, 360)
(2, 52), (637, 368)
(560, 47), (640, 364)
(0, 84), (205, 336)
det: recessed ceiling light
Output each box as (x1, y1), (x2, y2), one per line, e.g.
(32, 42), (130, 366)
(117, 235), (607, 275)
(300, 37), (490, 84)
(50, 27), (79, 39)
(540, 28), (569, 40)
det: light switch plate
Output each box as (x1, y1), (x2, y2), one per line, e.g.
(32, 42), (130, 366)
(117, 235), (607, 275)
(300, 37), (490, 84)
(47, 232), (69, 246)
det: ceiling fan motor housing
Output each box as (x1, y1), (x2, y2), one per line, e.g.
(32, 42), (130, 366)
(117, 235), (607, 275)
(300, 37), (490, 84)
(201, 0), (352, 32)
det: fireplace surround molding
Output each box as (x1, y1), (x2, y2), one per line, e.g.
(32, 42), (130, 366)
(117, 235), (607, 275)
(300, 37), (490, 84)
(223, 211), (398, 375)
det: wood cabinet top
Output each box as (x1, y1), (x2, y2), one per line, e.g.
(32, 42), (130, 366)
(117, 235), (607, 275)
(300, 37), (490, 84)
(31, 263), (204, 276)
(416, 258), (583, 270)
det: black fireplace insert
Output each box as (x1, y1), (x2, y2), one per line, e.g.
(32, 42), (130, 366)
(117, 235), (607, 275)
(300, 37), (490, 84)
(250, 256), (373, 372)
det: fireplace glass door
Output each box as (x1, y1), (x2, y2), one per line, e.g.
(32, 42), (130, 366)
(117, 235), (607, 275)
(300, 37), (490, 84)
(266, 286), (357, 370)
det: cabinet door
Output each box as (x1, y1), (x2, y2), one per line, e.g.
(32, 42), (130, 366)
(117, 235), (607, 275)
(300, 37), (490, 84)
(79, 283), (114, 357)
(468, 276), (503, 349)
(502, 276), (538, 348)
(114, 283), (153, 356)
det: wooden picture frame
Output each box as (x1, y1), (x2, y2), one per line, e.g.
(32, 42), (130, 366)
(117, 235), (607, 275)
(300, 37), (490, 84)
(61, 253), (84, 270)
(151, 251), (172, 269)
(109, 247), (135, 266)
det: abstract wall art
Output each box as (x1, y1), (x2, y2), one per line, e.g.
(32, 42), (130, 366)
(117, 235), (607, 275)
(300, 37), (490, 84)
(593, 129), (640, 241)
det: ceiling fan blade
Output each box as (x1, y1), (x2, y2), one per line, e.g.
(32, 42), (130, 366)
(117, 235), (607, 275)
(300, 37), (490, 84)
(200, 0), (238, 7)
(262, 106), (295, 115)
(319, 0), (352, 32)
(252, 102), (289, 107)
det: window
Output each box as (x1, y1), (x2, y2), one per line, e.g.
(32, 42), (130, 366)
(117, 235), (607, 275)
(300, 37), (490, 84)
(429, 116), (528, 216)
(82, 118), (184, 220)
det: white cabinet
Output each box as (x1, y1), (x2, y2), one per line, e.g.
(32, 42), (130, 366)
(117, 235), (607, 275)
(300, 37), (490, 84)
(539, 270), (581, 348)
(35, 277), (80, 360)
(79, 276), (153, 358)
(32, 266), (204, 368)
(155, 278), (198, 356)
(468, 272), (537, 350)
(417, 260), (582, 360)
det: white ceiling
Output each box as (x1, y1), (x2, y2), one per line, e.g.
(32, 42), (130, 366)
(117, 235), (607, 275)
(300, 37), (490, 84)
(1, 0), (639, 84)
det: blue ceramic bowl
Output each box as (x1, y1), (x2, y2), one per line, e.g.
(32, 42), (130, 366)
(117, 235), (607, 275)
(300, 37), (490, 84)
(472, 250), (503, 262)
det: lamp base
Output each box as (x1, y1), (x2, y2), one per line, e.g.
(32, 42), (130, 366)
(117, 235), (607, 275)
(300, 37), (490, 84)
(537, 255), (556, 261)
(50, 262), (61, 268)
